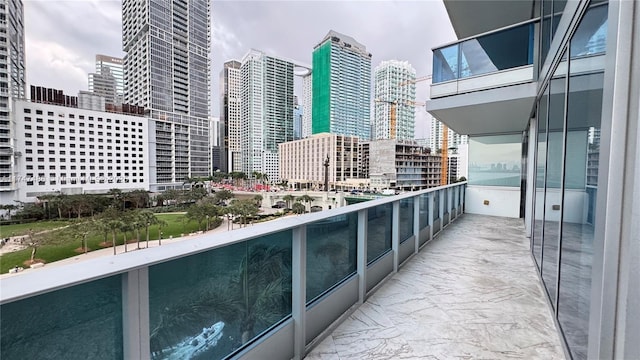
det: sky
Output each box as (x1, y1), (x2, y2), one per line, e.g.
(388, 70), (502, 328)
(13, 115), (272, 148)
(23, 0), (457, 139)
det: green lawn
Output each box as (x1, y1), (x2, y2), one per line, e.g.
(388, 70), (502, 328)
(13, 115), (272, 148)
(0, 220), (72, 238)
(0, 213), (215, 274)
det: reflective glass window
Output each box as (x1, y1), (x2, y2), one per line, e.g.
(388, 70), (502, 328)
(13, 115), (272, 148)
(399, 197), (414, 243)
(306, 214), (357, 302)
(558, 4), (607, 358)
(541, 56), (567, 306)
(367, 203), (392, 264)
(148, 231), (292, 358)
(1, 276), (123, 359)
(533, 86), (549, 269)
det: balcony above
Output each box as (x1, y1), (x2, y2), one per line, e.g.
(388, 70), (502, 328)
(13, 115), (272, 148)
(443, 0), (536, 39)
(427, 21), (537, 136)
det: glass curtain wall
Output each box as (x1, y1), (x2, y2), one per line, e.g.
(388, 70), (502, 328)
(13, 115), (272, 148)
(532, 2), (607, 359)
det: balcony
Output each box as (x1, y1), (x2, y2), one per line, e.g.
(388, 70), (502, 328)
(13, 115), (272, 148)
(0, 182), (563, 359)
(428, 21), (538, 135)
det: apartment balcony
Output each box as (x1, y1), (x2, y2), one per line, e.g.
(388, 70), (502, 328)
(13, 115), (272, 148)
(0, 183), (563, 360)
(427, 21), (538, 135)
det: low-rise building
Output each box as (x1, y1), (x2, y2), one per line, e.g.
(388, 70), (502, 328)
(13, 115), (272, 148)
(9, 98), (150, 203)
(279, 133), (359, 190)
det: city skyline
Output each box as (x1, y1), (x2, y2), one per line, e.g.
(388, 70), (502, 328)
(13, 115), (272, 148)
(23, 1), (456, 139)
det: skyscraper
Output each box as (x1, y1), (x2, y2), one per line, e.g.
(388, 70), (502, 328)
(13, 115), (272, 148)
(312, 30), (371, 140)
(122, 0), (211, 189)
(88, 55), (123, 106)
(0, 0), (25, 199)
(429, 119), (468, 152)
(301, 73), (312, 138)
(373, 60), (416, 140)
(240, 50), (294, 183)
(219, 60), (242, 173)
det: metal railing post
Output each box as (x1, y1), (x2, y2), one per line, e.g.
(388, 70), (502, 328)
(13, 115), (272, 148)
(292, 226), (307, 360)
(392, 201), (400, 272)
(357, 209), (368, 303)
(122, 267), (150, 360)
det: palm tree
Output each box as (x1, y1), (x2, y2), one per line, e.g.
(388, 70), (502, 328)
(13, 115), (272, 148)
(282, 195), (295, 209)
(70, 219), (93, 254)
(292, 202), (306, 215)
(101, 208), (123, 255)
(139, 210), (160, 248)
(295, 195), (314, 213)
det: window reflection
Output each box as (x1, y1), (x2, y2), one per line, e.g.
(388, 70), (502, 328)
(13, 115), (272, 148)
(557, 4), (607, 358)
(468, 134), (522, 187)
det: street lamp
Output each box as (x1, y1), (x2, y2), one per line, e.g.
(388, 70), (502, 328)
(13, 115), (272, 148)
(159, 231), (163, 246)
(206, 215), (210, 231)
(146, 222), (150, 248)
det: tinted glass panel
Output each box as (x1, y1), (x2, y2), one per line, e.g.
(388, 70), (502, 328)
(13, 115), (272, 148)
(1, 276), (123, 360)
(558, 5), (606, 358)
(418, 193), (430, 230)
(432, 44), (458, 83)
(541, 61), (567, 306)
(306, 214), (357, 302)
(367, 203), (392, 263)
(533, 86), (549, 269)
(148, 231), (292, 359)
(459, 23), (534, 78)
(432, 190), (440, 222)
(399, 197), (414, 243)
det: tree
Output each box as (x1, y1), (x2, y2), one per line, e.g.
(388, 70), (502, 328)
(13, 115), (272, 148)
(282, 195), (295, 209)
(127, 190), (150, 209)
(295, 195), (314, 213)
(253, 194), (263, 208)
(292, 202), (306, 215)
(139, 210), (160, 248)
(0, 203), (18, 220)
(163, 189), (182, 206)
(100, 207), (123, 255)
(69, 219), (94, 254)
(108, 188), (125, 210)
(214, 189), (234, 204)
(230, 172), (247, 187)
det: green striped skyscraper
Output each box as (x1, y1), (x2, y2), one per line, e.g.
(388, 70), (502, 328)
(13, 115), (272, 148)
(312, 30), (371, 140)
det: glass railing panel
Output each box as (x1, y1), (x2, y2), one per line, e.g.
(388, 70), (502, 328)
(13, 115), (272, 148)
(419, 193), (430, 230)
(367, 203), (392, 264)
(433, 22), (535, 84)
(460, 23), (534, 79)
(1, 275), (123, 359)
(432, 190), (440, 223)
(570, 3), (607, 58)
(432, 44), (459, 83)
(148, 231), (292, 359)
(306, 214), (357, 303)
(399, 197), (414, 243)
(443, 189), (449, 215)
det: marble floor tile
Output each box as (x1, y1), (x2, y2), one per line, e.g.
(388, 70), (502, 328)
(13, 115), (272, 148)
(305, 214), (565, 360)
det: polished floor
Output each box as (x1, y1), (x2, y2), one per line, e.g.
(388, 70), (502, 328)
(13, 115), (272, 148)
(305, 214), (566, 360)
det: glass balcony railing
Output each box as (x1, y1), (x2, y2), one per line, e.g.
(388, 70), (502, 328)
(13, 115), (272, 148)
(432, 21), (536, 83)
(0, 182), (466, 360)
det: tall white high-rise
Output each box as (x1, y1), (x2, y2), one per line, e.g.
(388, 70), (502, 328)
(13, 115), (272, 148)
(240, 50), (295, 183)
(301, 73), (312, 138)
(88, 55), (124, 106)
(429, 118), (468, 152)
(122, 0), (211, 189)
(0, 0), (26, 199)
(373, 60), (416, 140)
(220, 60), (242, 173)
